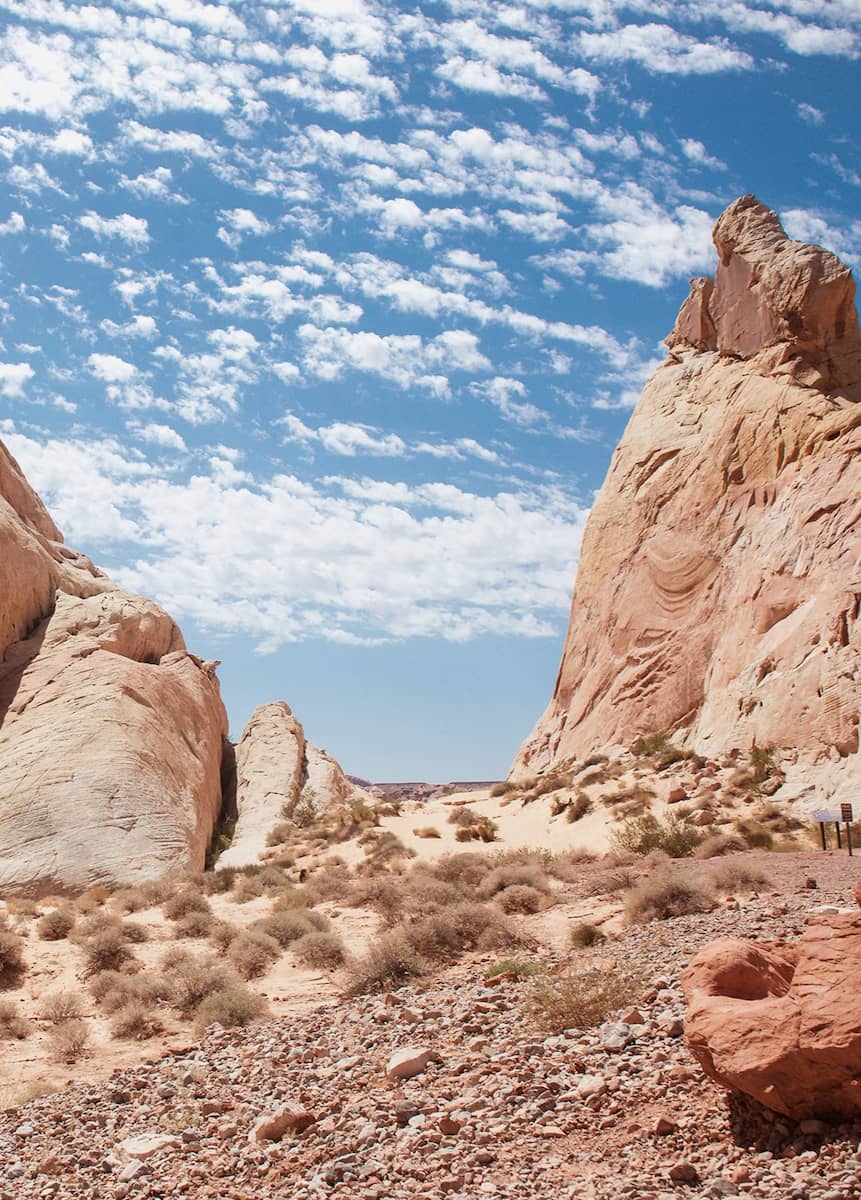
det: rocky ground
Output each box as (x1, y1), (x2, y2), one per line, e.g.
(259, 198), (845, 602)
(1, 852), (859, 1200)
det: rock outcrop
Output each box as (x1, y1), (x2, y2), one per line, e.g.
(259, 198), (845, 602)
(513, 196), (861, 797)
(683, 913), (861, 1120)
(0, 439), (228, 896)
(217, 701), (366, 869)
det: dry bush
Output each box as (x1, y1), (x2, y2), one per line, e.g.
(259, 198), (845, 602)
(40, 992), (85, 1024)
(413, 826), (441, 838)
(47, 1019), (90, 1064)
(496, 884), (545, 914)
(80, 929), (137, 977)
(485, 958), (540, 980)
(138, 878), (173, 907)
(266, 822), (294, 847)
(0, 928), (26, 984)
(37, 908), (75, 941)
(477, 863), (550, 899)
(402, 902), (516, 962)
(292, 931), (346, 969)
(581, 867), (638, 897)
(200, 867), (237, 896)
(432, 853), (492, 889)
(163, 889), (211, 920)
(195, 986), (266, 1032)
(710, 860), (772, 894)
(447, 806), (481, 828)
(6, 898), (39, 921)
(570, 922), (606, 948)
(166, 955), (236, 1018)
(360, 832), (415, 873)
(230, 875), (266, 904)
(402, 873), (462, 912)
(174, 911), (215, 940)
(489, 781), (517, 797)
(734, 819), (775, 850)
(272, 885), (316, 912)
(454, 827), (476, 843)
(110, 1000), (165, 1041)
(0, 999), (29, 1040)
(344, 932), (424, 996)
(227, 930), (281, 980)
(310, 863), (355, 899)
(694, 833), (747, 859)
(90, 971), (167, 1014)
(111, 887), (148, 914)
(209, 920), (240, 952)
(121, 920), (149, 944)
(625, 873), (715, 924)
(525, 965), (643, 1033)
(566, 794), (594, 823)
(252, 909), (326, 948)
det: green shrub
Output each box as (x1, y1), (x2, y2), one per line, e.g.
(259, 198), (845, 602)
(525, 966), (643, 1033)
(624, 873), (715, 924)
(485, 958), (540, 979)
(611, 812), (704, 858)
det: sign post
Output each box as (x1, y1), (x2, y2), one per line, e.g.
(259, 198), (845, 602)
(842, 803), (854, 857)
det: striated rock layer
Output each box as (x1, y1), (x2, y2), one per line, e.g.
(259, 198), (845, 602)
(514, 196), (861, 796)
(683, 914), (861, 1120)
(0, 440), (228, 896)
(218, 701), (367, 869)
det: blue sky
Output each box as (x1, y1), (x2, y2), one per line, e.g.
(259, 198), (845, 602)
(0, 1), (859, 780)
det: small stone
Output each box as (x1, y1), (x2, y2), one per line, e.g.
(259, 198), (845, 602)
(250, 1104), (316, 1142)
(669, 1161), (700, 1185)
(117, 1134), (180, 1161)
(653, 1115), (677, 1136)
(386, 1046), (441, 1081)
(731, 1166), (750, 1185)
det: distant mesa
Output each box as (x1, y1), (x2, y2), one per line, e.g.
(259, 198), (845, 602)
(513, 195), (861, 805)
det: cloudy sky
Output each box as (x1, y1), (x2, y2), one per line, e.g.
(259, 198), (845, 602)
(1, 0), (858, 779)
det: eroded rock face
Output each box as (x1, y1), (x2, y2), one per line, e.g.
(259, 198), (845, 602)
(513, 196), (861, 794)
(217, 701), (365, 869)
(0, 440), (228, 896)
(682, 915), (861, 1120)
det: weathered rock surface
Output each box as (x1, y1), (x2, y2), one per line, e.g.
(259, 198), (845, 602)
(683, 913), (861, 1119)
(217, 701), (368, 869)
(514, 196), (861, 796)
(0, 439), (228, 896)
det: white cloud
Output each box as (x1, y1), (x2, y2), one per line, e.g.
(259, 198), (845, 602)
(101, 315), (158, 338)
(136, 422), (187, 451)
(0, 362), (34, 396)
(0, 212), (25, 235)
(797, 101), (825, 125)
(89, 353), (138, 383)
(578, 24), (754, 74)
(79, 211), (150, 247)
(216, 207), (273, 249)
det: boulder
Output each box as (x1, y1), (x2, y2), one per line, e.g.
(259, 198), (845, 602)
(512, 196), (861, 800)
(682, 913), (861, 1119)
(0, 438), (229, 896)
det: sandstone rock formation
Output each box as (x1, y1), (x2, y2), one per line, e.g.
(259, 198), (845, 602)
(0, 439), (228, 896)
(217, 701), (367, 869)
(513, 196), (861, 799)
(683, 913), (861, 1120)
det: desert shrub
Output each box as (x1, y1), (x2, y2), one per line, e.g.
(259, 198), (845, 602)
(403, 901), (515, 960)
(360, 832), (414, 873)
(120, 920), (148, 944)
(581, 754), (609, 769)
(230, 874), (266, 904)
(694, 833), (747, 859)
(570, 922), (606, 948)
(252, 909), (326, 948)
(209, 921), (240, 952)
(227, 930), (281, 980)
(163, 889), (211, 920)
(0, 999), (29, 1040)
(201, 867), (237, 896)
(478, 864), (550, 899)
(403, 874), (462, 912)
(496, 884), (545, 915)
(292, 931), (346, 969)
(306, 862), (353, 899)
(138, 878), (173, 908)
(195, 986), (266, 1032)
(167, 956), (237, 1018)
(348, 877), (403, 925)
(734, 820), (775, 850)
(490, 781), (516, 797)
(611, 812), (704, 859)
(485, 958), (540, 979)
(625, 873), (715, 924)
(448, 807), (481, 828)
(174, 911), (214, 939)
(0, 928), (26, 984)
(266, 822), (294, 847)
(47, 1019), (90, 1063)
(37, 908), (75, 941)
(432, 853), (492, 889)
(455, 827), (476, 843)
(566, 794), (593, 823)
(110, 1000), (165, 1041)
(750, 745), (777, 783)
(90, 971), (167, 1014)
(111, 887), (147, 914)
(710, 860), (772, 894)
(581, 867), (638, 897)
(344, 932), (424, 996)
(525, 965), (644, 1033)
(39, 992), (84, 1024)
(6, 898), (39, 921)
(413, 826), (441, 838)
(80, 929), (136, 976)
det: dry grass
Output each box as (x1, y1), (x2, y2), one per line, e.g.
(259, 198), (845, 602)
(47, 1019), (90, 1064)
(110, 1000), (165, 1041)
(165, 954), (237, 1019)
(163, 889), (211, 920)
(477, 863), (551, 899)
(292, 931), (346, 969)
(525, 965), (643, 1033)
(710, 860), (772, 894)
(496, 884), (545, 914)
(39, 992), (85, 1024)
(413, 826), (442, 838)
(0, 999), (29, 1040)
(624, 873), (715, 924)
(0, 928), (26, 984)
(570, 922), (606, 948)
(227, 930), (281, 980)
(173, 911), (215, 939)
(90, 971), (168, 1014)
(79, 929), (137, 977)
(694, 833), (747, 859)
